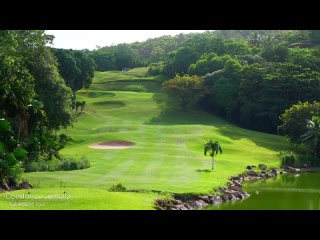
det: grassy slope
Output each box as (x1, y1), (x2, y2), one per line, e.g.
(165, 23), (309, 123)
(0, 67), (289, 209)
(0, 188), (158, 210)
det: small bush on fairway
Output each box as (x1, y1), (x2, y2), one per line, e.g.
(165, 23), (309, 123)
(109, 183), (127, 192)
(25, 157), (90, 172)
(58, 157), (90, 170)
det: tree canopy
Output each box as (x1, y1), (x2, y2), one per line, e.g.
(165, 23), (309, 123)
(162, 75), (204, 111)
(156, 30), (320, 133)
(0, 30), (79, 185)
(52, 48), (95, 93)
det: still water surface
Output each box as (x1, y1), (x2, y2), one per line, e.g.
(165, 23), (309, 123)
(204, 172), (320, 210)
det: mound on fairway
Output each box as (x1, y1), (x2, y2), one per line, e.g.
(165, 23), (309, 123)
(89, 140), (135, 149)
(92, 101), (125, 108)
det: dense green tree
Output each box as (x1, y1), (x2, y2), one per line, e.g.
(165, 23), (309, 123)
(159, 30), (320, 134)
(0, 31), (35, 184)
(0, 119), (25, 186)
(223, 58), (242, 75)
(150, 46), (165, 62)
(162, 75), (204, 111)
(287, 48), (312, 66)
(238, 54), (265, 64)
(89, 50), (116, 71)
(261, 43), (288, 62)
(214, 77), (239, 120)
(53, 49), (95, 93)
(30, 48), (75, 130)
(0, 31), (39, 141)
(280, 30), (309, 45)
(148, 62), (165, 75)
(171, 47), (198, 74)
(89, 33), (199, 71)
(164, 36), (230, 77)
(301, 117), (320, 156)
(279, 101), (320, 144)
(73, 51), (95, 89)
(245, 63), (320, 132)
(224, 40), (251, 56)
(188, 53), (225, 76)
(248, 30), (270, 47)
(238, 64), (265, 127)
(309, 30), (320, 44)
(53, 49), (81, 92)
(0, 30), (77, 184)
(114, 44), (141, 70)
(287, 48), (320, 70)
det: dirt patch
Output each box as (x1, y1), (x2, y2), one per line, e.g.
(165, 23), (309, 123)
(89, 140), (135, 149)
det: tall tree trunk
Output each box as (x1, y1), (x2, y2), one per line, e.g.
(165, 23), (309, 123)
(17, 113), (29, 142)
(17, 117), (21, 142)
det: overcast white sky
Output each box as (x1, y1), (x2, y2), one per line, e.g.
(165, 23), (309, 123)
(46, 30), (209, 50)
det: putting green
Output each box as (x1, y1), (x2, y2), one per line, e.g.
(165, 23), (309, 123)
(2, 67), (289, 209)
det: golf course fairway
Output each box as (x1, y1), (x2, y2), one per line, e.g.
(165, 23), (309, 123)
(0, 67), (289, 209)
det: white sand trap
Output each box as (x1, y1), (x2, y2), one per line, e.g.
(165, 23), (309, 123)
(89, 140), (135, 149)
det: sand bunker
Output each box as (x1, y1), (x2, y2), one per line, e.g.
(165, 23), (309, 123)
(89, 140), (135, 149)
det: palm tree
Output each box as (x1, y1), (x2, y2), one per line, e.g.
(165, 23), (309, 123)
(301, 117), (320, 157)
(204, 140), (223, 170)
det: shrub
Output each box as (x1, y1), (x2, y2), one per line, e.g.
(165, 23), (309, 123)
(0, 118), (26, 183)
(109, 183), (127, 192)
(280, 151), (320, 167)
(162, 75), (205, 111)
(148, 62), (164, 76)
(24, 156), (90, 172)
(58, 157), (90, 170)
(280, 152), (296, 167)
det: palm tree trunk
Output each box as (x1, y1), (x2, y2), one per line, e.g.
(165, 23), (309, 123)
(212, 155), (215, 170)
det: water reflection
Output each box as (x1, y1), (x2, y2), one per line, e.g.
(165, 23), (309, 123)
(203, 172), (320, 210)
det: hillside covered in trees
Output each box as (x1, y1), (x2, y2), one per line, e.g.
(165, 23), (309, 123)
(89, 30), (320, 134)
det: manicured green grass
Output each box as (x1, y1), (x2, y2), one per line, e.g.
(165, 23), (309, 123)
(0, 188), (159, 210)
(93, 67), (166, 83)
(91, 67), (166, 93)
(18, 67), (289, 209)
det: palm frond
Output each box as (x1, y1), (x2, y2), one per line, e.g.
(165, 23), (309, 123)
(204, 144), (211, 156)
(204, 140), (222, 156)
(218, 145), (223, 154)
(301, 132), (313, 141)
(204, 140), (213, 155)
(306, 119), (315, 129)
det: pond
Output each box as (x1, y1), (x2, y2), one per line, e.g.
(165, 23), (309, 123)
(203, 172), (320, 210)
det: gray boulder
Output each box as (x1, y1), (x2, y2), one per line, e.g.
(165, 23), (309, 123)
(233, 180), (242, 187)
(258, 164), (267, 170)
(247, 170), (259, 176)
(270, 168), (277, 175)
(180, 206), (188, 210)
(173, 200), (183, 205)
(199, 196), (210, 203)
(212, 196), (222, 205)
(221, 194), (229, 202)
